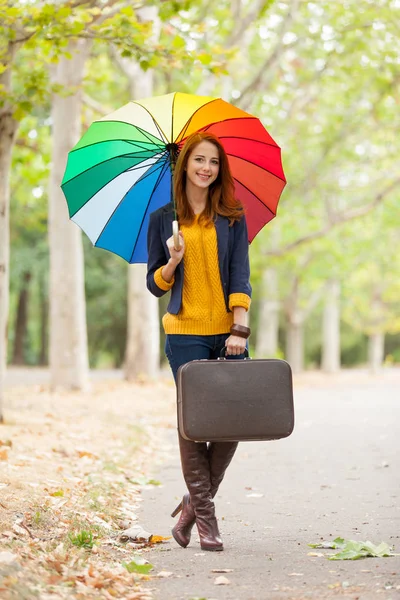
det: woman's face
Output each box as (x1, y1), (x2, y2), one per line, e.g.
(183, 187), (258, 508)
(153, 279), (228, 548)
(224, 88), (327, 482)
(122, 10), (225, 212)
(185, 141), (220, 191)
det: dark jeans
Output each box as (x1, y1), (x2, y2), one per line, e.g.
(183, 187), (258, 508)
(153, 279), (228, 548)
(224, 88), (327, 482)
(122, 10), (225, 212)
(165, 334), (243, 510)
(165, 333), (245, 382)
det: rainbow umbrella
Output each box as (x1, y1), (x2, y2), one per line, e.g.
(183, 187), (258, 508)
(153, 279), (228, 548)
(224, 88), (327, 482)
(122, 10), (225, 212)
(61, 92), (286, 263)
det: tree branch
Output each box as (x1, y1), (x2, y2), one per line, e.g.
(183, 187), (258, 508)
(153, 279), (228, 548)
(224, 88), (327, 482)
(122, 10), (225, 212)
(238, 0), (301, 110)
(226, 0), (269, 48)
(82, 93), (111, 116)
(296, 77), (400, 195)
(266, 177), (400, 257)
(15, 138), (40, 153)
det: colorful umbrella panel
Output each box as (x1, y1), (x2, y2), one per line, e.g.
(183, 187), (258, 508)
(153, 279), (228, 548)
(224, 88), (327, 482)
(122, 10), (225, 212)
(61, 92), (286, 263)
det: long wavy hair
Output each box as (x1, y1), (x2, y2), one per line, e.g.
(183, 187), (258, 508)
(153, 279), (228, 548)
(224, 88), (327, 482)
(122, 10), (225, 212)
(173, 132), (244, 226)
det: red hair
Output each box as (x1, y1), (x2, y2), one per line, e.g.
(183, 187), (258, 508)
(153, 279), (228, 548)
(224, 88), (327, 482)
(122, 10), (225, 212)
(173, 132), (244, 226)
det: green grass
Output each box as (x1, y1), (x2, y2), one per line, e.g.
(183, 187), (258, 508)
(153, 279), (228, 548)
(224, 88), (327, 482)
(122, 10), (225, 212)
(68, 530), (94, 549)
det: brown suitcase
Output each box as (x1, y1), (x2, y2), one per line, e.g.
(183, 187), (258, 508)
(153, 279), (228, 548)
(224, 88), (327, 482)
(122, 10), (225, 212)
(177, 353), (294, 442)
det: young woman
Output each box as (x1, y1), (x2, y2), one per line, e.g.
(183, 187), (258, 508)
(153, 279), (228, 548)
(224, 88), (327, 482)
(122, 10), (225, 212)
(146, 131), (252, 551)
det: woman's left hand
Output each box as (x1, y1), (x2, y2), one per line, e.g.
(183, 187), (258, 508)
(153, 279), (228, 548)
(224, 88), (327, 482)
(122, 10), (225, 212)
(225, 335), (246, 356)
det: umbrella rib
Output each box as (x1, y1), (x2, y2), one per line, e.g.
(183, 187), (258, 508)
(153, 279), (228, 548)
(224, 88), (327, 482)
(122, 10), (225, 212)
(178, 112), (260, 143)
(128, 160), (170, 264)
(94, 160), (166, 247)
(212, 133), (281, 150)
(226, 152), (287, 183)
(232, 176), (277, 215)
(69, 137), (165, 155)
(128, 154), (168, 186)
(70, 121), (165, 153)
(68, 154), (166, 218)
(122, 121), (166, 148)
(176, 98), (221, 141)
(62, 151), (165, 191)
(132, 101), (169, 144)
(171, 93), (176, 143)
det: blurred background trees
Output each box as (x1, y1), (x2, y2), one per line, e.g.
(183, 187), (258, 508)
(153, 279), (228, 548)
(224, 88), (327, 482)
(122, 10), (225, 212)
(1, 0), (399, 416)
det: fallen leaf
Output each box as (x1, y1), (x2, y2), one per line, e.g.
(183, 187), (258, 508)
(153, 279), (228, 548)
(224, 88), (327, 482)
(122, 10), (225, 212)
(119, 524), (152, 542)
(0, 448), (9, 460)
(215, 575), (230, 585)
(12, 524), (28, 536)
(77, 450), (99, 459)
(212, 568), (234, 573)
(47, 574), (63, 585)
(310, 537), (399, 560)
(149, 534), (171, 544)
(122, 556), (153, 574)
(117, 519), (132, 530)
(1, 531), (15, 539)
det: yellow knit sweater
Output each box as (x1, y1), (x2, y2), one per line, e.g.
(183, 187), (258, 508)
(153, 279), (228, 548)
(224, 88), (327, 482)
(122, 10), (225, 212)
(153, 214), (251, 335)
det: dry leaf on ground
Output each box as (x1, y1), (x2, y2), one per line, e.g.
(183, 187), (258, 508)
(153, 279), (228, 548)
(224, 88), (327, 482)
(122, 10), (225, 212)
(211, 568), (234, 573)
(214, 575), (230, 585)
(149, 534), (171, 544)
(0, 448), (9, 460)
(119, 524), (152, 542)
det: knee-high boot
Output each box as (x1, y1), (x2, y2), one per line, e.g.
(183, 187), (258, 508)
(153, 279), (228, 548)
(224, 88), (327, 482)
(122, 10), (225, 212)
(171, 438), (238, 549)
(172, 433), (223, 551)
(208, 441), (239, 494)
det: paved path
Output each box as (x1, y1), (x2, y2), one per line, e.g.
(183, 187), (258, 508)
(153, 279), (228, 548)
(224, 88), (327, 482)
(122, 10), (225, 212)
(139, 372), (400, 600)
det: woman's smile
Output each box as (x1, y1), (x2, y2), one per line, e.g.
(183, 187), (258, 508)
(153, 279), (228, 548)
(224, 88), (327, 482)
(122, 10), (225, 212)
(197, 173), (211, 181)
(186, 140), (220, 190)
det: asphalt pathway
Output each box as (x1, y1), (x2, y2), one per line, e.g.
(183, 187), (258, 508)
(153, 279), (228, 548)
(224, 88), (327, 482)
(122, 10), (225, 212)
(139, 372), (400, 600)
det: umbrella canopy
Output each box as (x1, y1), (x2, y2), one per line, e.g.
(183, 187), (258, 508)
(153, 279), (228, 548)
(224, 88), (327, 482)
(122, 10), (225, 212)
(61, 92), (286, 263)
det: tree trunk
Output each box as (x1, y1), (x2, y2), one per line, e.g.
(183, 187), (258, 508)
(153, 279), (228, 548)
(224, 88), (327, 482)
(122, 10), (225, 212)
(119, 6), (161, 381)
(12, 271), (32, 365)
(48, 40), (90, 390)
(125, 264), (159, 380)
(368, 332), (384, 374)
(256, 267), (280, 357)
(321, 279), (341, 373)
(0, 43), (19, 421)
(286, 317), (304, 373)
(39, 273), (48, 366)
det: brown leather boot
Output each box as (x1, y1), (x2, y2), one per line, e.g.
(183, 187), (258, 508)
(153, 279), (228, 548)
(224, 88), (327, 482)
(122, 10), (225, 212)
(176, 433), (223, 551)
(208, 441), (239, 495)
(171, 438), (238, 549)
(171, 493), (195, 548)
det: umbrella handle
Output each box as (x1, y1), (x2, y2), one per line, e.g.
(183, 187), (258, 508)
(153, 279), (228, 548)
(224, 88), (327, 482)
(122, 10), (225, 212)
(172, 220), (181, 251)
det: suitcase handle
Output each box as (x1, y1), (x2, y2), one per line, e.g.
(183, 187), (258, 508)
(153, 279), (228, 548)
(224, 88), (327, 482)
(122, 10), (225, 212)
(218, 347), (249, 360)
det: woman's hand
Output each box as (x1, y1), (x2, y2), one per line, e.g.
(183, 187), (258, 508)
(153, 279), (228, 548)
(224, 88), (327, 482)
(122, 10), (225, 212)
(166, 231), (185, 264)
(225, 334), (246, 356)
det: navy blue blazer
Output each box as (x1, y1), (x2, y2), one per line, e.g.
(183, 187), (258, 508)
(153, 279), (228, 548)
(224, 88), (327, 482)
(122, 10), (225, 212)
(146, 202), (252, 315)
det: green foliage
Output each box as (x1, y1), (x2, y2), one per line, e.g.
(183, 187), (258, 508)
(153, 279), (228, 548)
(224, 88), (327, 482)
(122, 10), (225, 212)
(83, 237), (127, 368)
(5, 0), (400, 369)
(68, 530), (94, 549)
(1, 0), (230, 122)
